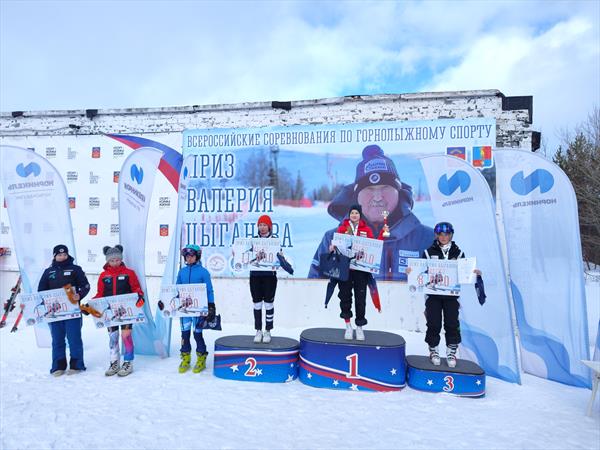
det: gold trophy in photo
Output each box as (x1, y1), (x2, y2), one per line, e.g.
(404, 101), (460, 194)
(382, 210), (390, 238)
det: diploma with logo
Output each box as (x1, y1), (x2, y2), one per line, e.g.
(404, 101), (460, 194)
(20, 288), (81, 326)
(232, 237), (281, 273)
(159, 283), (209, 318)
(332, 232), (383, 274)
(407, 259), (461, 296)
(87, 293), (146, 328)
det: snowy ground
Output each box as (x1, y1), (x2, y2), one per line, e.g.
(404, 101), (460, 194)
(1, 320), (599, 450)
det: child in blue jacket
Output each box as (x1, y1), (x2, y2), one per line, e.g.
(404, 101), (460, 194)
(161, 244), (216, 373)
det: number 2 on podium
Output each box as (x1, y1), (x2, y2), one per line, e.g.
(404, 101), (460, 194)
(346, 353), (359, 378)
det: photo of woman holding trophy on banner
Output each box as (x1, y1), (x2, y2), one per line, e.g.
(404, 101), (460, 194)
(330, 204), (387, 341)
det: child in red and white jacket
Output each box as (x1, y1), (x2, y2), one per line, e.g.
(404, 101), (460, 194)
(86, 245), (144, 377)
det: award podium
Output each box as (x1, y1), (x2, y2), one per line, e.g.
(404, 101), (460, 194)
(299, 327), (406, 392)
(406, 355), (486, 397)
(213, 335), (299, 383)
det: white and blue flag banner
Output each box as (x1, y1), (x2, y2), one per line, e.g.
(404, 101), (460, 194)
(496, 149), (590, 387)
(421, 154), (520, 383)
(156, 153), (190, 356)
(0, 145), (77, 347)
(119, 147), (166, 357)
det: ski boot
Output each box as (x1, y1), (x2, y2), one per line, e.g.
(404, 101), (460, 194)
(446, 345), (458, 368)
(429, 346), (441, 366)
(67, 369), (82, 375)
(193, 352), (208, 373)
(117, 361), (133, 377)
(51, 369), (65, 377)
(105, 361), (120, 376)
(179, 352), (191, 373)
(355, 326), (365, 341)
(253, 330), (263, 343)
(344, 323), (354, 340)
(262, 330), (272, 344)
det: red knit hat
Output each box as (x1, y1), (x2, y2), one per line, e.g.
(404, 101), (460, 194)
(257, 215), (272, 230)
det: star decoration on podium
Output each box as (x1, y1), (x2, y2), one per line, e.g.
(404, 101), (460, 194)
(256, 368), (263, 376)
(230, 364), (239, 373)
(307, 372), (313, 379)
(476, 379), (481, 385)
(427, 379), (434, 386)
(390, 368), (397, 375)
(286, 374), (295, 382)
(350, 384), (359, 391)
(333, 379), (339, 386)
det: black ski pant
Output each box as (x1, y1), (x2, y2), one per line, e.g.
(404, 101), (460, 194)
(250, 275), (277, 331)
(338, 269), (369, 327)
(425, 295), (461, 347)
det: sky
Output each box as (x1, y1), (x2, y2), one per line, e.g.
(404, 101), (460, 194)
(1, 0), (599, 154)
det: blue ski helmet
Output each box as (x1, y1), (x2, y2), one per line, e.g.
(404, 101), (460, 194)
(434, 222), (454, 234)
(181, 244), (201, 259)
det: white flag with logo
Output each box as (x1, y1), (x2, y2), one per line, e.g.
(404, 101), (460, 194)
(156, 154), (192, 356)
(421, 154), (520, 383)
(118, 147), (165, 357)
(0, 145), (79, 347)
(496, 149), (589, 387)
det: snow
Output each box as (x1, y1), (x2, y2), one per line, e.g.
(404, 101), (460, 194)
(1, 320), (599, 450)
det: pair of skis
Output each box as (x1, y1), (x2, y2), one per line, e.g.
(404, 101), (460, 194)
(0, 276), (22, 332)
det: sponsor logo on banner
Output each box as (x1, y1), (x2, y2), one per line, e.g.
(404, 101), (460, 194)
(157, 251), (168, 265)
(16, 162), (41, 178)
(88, 197), (100, 209)
(89, 224), (98, 235)
(446, 147), (466, 160)
(113, 146), (125, 157)
(472, 146), (493, 168)
(130, 164), (144, 184)
(158, 197), (170, 208)
(1, 222), (9, 234)
(91, 147), (101, 158)
(110, 197), (119, 210)
(207, 253), (227, 275)
(69, 197), (76, 209)
(364, 158), (388, 173)
(89, 172), (99, 184)
(511, 169), (554, 195)
(45, 147), (56, 158)
(67, 148), (77, 159)
(159, 224), (169, 236)
(66, 171), (78, 182)
(87, 249), (97, 263)
(110, 224), (119, 235)
(438, 170), (471, 195)
(113, 171), (120, 183)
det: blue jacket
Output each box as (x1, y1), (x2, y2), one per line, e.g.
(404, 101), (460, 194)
(38, 256), (90, 299)
(308, 183), (433, 281)
(176, 262), (215, 304)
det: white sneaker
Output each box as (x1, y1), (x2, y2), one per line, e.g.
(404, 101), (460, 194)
(344, 324), (354, 340)
(117, 361), (133, 377)
(262, 330), (272, 344)
(355, 326), (365, 341)
(105, 361), (120, 377)
(429, 347), (441, 366)
(253, 330), (263, 343)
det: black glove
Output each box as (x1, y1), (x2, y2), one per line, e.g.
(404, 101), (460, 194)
(207, 303), (216, 322)
(157, 300), (164, 311)
(81, 308), (90, 316)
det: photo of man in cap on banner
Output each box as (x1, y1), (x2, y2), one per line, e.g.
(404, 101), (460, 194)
(308, 145), (433, 281)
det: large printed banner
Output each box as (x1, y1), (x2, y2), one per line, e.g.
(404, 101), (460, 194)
(231, 237), (282, 273)
(331, 233), (384, 274)
(88, 293), (146, 328)
(0, 135), (182, 276)
(158, 283), (209, 318)
(119, 147), (166, 357)
(182, 118), (496, 280)
(496, 149), (590, 387)
(421, 155), (520, 383)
